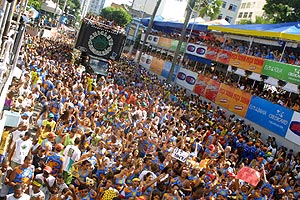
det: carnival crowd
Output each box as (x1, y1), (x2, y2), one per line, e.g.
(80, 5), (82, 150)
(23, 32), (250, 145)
(0, 32), (300, 200)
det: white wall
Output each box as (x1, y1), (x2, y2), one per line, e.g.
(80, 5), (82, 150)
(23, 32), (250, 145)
(235, 0), (266, 23)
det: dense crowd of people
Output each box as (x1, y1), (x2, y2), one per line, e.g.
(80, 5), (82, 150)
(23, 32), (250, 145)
(0, 31), (300, 200)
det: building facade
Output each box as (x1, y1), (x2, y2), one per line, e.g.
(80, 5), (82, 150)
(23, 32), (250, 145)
(131, 0), (187, 19)
(218, 0), (266, 24)
(234, 0), (266, 24)
(88, 0), (105, 15)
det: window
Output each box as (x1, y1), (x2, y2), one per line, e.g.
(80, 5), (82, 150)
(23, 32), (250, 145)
(243, 12), (248, 18)
(228, 4), (237, 11)
(248, 12), (253, 18)
(238, 12), (243, 18)
(241, 3), (246, 8)
(246, 2), (251, 8)
(218, 14), (223, 19)
(225, 16), (233, 23)
(222, 1), (227, 8)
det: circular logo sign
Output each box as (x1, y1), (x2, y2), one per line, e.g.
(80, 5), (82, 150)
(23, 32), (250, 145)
(88, 30), (114, 56)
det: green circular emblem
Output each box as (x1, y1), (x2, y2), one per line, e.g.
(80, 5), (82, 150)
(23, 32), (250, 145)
(92, 35), (109, 51)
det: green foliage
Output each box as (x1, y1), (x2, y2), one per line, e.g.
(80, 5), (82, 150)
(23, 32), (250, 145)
(100, 6), (133, 26)
(196, 0), (223, 20)
(28, 0), (42, 10)
(263, 0), (300, 23)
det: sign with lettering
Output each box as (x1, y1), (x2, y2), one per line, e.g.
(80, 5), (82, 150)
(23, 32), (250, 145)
(215, 83), (234, 109)
(229, 52), (264, 73)
(236, 166), (260, 186)
(262, 60), (300, 85)
(245, 96), (293, 137)
(172, 147), (190, 162)
(228, 88), (252, 117)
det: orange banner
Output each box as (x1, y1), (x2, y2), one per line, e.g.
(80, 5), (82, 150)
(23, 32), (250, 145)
(158, 37), (173, 49)
(228, 88), (252, 117)
(150, 57), (165, 75)
(215, 83), (234, 109)
(216, 50), (231, 64)
(193, 74), (210, 96)
(229, 52), (264, 73)
(204, 79), (221, 102)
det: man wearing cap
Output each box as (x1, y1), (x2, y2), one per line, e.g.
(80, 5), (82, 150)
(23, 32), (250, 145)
(8, 131), (32, 169)
(35, 166), (55, 200)
(45, 143), (65, 177)
(28, 178), (45, 199)
(42, 114), (56, 132)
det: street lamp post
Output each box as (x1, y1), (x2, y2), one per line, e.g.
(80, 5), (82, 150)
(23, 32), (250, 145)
(167, 0), (197, 83)
(137, 0), (162, 65)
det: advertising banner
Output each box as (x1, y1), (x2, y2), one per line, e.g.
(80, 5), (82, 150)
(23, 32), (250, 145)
(161, 61), (180, 82)
(193, 74), (210, 96)
(205, 47), (219, 61)
(140, 54), (153, 70)
(171, 40), (187, 52)
(245, 96), (294, 137)
(229, 52), (264, 73)
(228, 89), (252, 117)
(158, 37), (173, 49)
(175, 68), (198, 91)
(204, 79), (221, 102)
(146, 34), (159, 45)
(75, 21), (126, 60)
(150, 57), (165, 76)
(215, 83), (234, 109)
(185, 43), (207, 58)
(216, 50), (231, 64)
(262, 60), (300, 85)
(285, 112), (300, 145)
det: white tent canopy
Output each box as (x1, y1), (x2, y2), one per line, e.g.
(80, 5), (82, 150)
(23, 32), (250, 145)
(41, 1), (62, 15)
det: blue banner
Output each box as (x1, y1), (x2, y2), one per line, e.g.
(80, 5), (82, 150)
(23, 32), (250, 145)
(245, 96), (293, 137)
(161, 62), (180, 82)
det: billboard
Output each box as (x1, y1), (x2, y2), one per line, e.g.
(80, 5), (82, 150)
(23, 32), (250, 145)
(175, 68), (198, 91)
(161, 61), (180, 82)
(228, 89), (252, 117)
(262, 60), (300, 85)
(185, 43), (207, 58)
(229, 52), (264, 73)
(215, 83), (234, 109)
(245, 96), (293, 137)
(75, 20), (126, 60)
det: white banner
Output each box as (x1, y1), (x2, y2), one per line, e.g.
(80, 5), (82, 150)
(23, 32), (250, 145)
(172, 147), (189, 162)
(185, 43), (207, 58)
(175, 68), (197, 91)
(285, 112), (300, 145)
(140, 54), (152, 70)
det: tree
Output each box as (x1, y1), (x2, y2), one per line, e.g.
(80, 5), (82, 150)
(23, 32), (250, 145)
(197, 0), (223, 20)
(263, 0), (300, 23)
(100, 6), (133, 26)
(28, 0), (42, 10)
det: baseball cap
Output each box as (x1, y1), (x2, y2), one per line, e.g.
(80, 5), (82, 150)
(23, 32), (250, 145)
(48, 113), (54, 118)
(43, 166), (52, 173)
(47, 132), (56, 138)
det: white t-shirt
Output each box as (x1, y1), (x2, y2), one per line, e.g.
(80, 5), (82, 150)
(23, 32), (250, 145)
(29, 186), (45, 199)
(6, 193), (30, 200)
(12, 138), (32, 164)
(63, 144), (81, 172)
(11, 130), (26, 149)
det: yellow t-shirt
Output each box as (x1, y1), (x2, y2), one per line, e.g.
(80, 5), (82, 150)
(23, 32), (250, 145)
(0, 131), (10, 155)
(42, 120), (56, 131)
